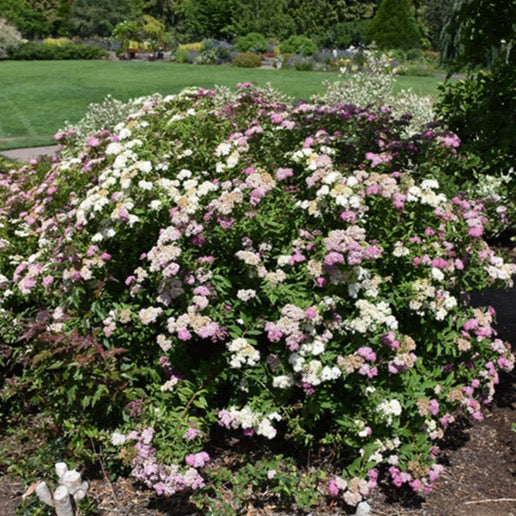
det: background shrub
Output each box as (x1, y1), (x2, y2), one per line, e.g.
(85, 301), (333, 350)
(235, 32), (268, 54)
(195, 39), (233, 64)
(43, 37), (70, 46)
(174, 47), (189, 63)
(290, 55), (315, 71)
(320, 51), (434, 136)
(279, 35), (318, 56)
(232, 51), (262, 67)
(7, 41), (108, 60)
(175, 48), (200, 63)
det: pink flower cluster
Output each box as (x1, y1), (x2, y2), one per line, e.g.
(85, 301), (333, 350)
(112, 427), (208, 496)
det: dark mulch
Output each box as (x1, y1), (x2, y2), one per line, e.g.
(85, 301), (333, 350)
(1, 285), (514, 515)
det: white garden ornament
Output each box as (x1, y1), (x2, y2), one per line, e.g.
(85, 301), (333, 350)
(30, 462), (89, 515)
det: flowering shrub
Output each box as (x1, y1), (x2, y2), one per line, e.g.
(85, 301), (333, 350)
(58, 95), (135, 153)
(0, 84), (513, 510)
(0, 17), (23, 59)
(320, 51), (434, 137)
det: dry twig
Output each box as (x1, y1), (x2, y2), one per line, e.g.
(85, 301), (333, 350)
(464, 497), (516, 505)
(90, 439), (120, 509)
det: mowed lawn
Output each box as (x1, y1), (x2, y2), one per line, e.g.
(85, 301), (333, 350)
(0, 60), (444, 150)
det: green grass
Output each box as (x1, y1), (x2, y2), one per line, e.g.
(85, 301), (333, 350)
(0, 60), (445, 150)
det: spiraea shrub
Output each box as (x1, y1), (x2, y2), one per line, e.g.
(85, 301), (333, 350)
(0, 84), (513, 511)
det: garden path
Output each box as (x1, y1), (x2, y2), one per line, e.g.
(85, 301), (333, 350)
(0, 145), (58, 162)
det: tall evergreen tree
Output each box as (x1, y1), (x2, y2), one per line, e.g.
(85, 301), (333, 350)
(366, 0), (422, 49)
(418, 0), (449, 50)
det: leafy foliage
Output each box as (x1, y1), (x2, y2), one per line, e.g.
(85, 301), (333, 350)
(436, 65), (515, 176)
(435, 0), (515, 241)
(229, 0), (295, 40)
(0, 0), (70, 38)
(435, 64), (515, 240)
(332, 20), (370, 48)
(175, 0), (235, 41)
(69, 0), (136, 38)
(418, 0), (449, 50)
(439, 0), (515, 68)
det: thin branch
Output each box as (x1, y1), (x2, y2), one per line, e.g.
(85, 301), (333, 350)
(90, 438), (120, 508)
(464, 498), (516, 505)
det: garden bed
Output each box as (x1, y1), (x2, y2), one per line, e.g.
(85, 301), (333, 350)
(1, 369), (514, 515)
(2, 283), (514, 515)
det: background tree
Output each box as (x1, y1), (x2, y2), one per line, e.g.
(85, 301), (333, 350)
(229, 0), (295, 40)
(69, 0), (135, 38)
(366, 0), (423, 49)
(288, 0), (338, 46)
(140, 0), (178, 26)
(174, 0), (235, 41)
(332, 0), (377, 22)
(436, 0), (515, 198)
(417, 0), (449, 50)
(113, 19), (143, 52)
(0, 0), (68, 38)
(439, 0), (515, 68)
(142, 14), (166, 54)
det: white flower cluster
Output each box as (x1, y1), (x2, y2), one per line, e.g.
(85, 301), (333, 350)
(236, 289), (256, 301)
(406, 184), (447, 208)
(367, 436), (402, 464)
(288, 353), (342, 386)
(226, 338), (260, 368)
(346, 299), (398, 333)
(376, 399), (403, 426)
(272, 374), (295, 389)
(409, 279), (457, 320)
(347, 267), (382, 298)
(221, 407), (281, 439)
(484, 254), (516, 286)
(138, 306), (163, 325)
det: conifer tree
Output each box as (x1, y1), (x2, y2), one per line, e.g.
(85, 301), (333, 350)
(366, 0), (422, 49)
